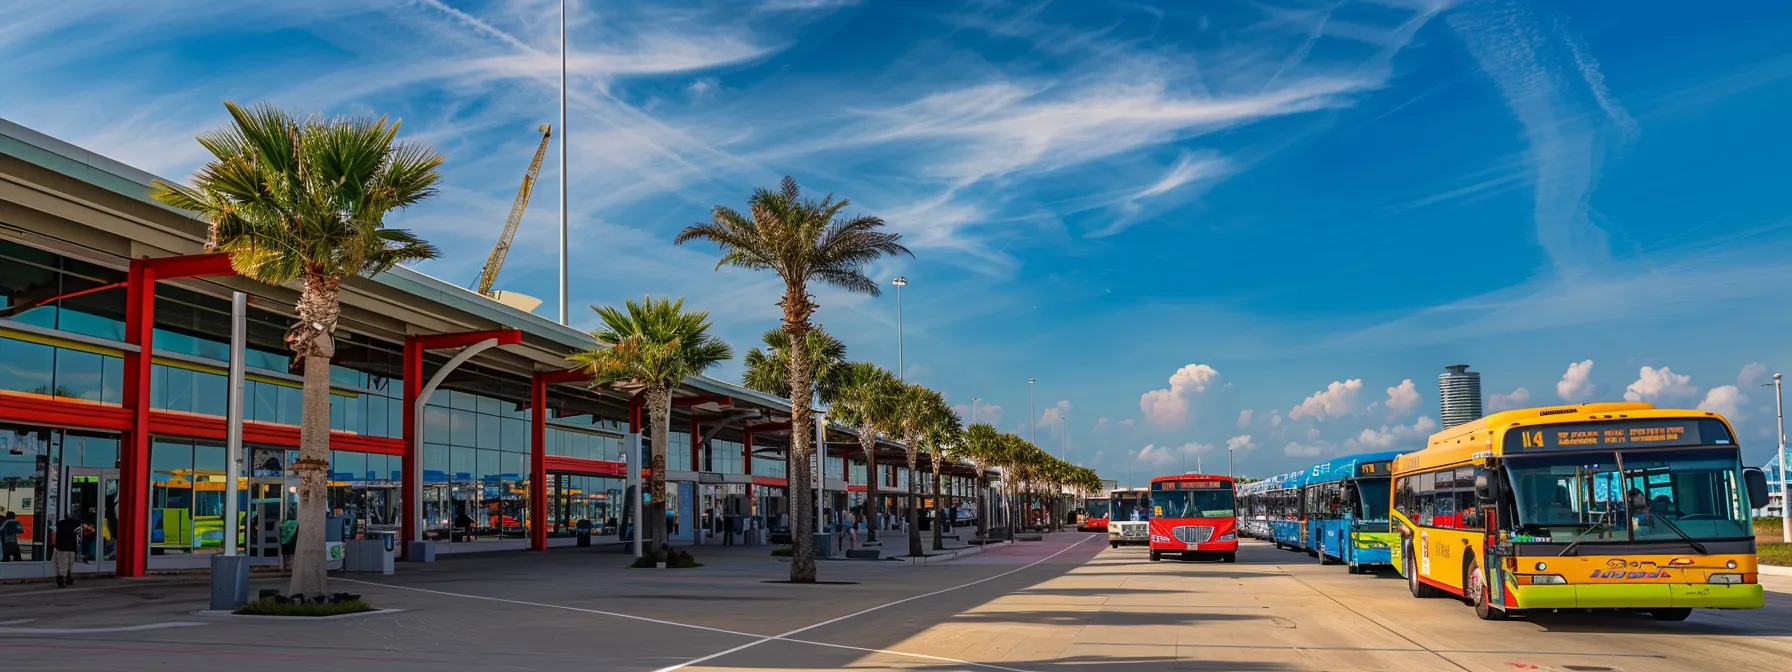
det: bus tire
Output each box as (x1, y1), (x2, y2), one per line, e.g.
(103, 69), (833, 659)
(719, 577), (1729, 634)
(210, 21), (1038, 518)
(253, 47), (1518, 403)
(1149, 550), (1162, 562)
(1405, 540), (1443, 599)
(1317, 540), (1336, 566)
(1222, 552), (1236, 563)
(1468, 556), (1507, 621)
(1110, 542), (1119, 549)
(1650, 608), (1692, 621)
(1272, 541), (1282, 550)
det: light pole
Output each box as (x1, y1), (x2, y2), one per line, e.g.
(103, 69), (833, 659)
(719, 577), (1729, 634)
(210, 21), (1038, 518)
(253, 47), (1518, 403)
(1059, 413), (1067, 461)
(892, 276), (907, 381)
(1771, 373), (1790, 542)
(557, 0), (568, 325)
(1028, 378), (1036, 447)
(1228, 445), (1234, 480)
(971, 397), (979, 424)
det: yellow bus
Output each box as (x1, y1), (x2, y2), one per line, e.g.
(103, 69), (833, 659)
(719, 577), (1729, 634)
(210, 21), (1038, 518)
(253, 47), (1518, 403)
(1390, 402), (1770, 621)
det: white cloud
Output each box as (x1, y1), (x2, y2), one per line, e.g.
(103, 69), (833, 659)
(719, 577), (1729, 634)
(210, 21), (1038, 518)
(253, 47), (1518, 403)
(1226, 435), (1254, 452)
(1698, 385), (1748, 420)
(686, 76), (720, 98)
(1283, 441), (1332, 458)
(1488, 387), (1531, 412)
(1237, 409), (1253, 428)
(1385, 379), (1421, 417)
(1135, 442), (1215, 469)
(1094, 417), (1110, 433)
(1557, 360), (1596, 402)
(1343, 416), (1438, 451)
(1120, 418), (1136, 428)
(1739, 363), (1769, 387)
(1270, 411), (1284, 428)
(1038, 399), (1073, 436)
(1306, 428), (1322, 441)
(1289, 379), (1363, 421)
(1139, 364), (1220, 429)
(1623, 366), (1696, 403)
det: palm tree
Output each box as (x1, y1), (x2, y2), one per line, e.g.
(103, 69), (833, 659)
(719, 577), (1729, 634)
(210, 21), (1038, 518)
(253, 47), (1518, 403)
(741, 327), (848, 403)
(894, 385), (952, 556)
(920, 413), (964, 551)
(961, 424), (1003, 539)
(828, 362), (900, 543)
(570, 296), (733, 560)
(677, 176), (910, 583)
(153, 101), (442, 598)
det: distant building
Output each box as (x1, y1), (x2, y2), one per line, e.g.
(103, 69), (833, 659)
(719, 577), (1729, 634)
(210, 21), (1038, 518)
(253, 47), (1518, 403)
(1438, 365), (1484, 429)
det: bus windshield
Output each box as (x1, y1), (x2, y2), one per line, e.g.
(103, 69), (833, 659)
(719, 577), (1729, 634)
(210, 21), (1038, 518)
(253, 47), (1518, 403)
(1085, 499), (1111, 518)
(1505, 448), (1751, 542)
(1151, 489), (1235, 518)
(1353, 478), (1390, 520)
(1111, 493), (1148, 521)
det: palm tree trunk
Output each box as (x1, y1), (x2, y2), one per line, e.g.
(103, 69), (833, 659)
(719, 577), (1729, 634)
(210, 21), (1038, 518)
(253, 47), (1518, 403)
(287, 274), (340, 598)
(782, 297), (816, 583)
(973, 466), (987, 540)
(906, 449), (921, 557)
(930, 456), (944, 550)
(860, 428), (878, 544)
(644, 386), (672, 558)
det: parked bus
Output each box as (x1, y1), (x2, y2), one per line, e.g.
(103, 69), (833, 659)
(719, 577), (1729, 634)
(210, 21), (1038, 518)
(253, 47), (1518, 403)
(1262, 471), (1305, 551)
(1299, 450), (1403, 573)
(1106, 488), (1150, 548)
(1391, 403), (1771, 621)
(1237, 479), (1272, 539)
(1079, 495), (1112, 532)
(1147, 474), (1238, 563)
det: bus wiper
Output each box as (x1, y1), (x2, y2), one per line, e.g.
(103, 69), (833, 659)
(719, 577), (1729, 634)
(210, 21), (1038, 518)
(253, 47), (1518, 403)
(1558, 510), (1615, 557)
(1650, 514), (1708, 555)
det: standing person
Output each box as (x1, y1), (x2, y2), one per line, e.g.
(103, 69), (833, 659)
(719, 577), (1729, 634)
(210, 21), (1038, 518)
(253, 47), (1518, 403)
(53, 512), (83, 588)
(1, 512), (23, 562)
(455, 511), (475, 542)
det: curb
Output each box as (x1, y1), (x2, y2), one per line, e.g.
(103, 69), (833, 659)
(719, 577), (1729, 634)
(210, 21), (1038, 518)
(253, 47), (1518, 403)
(193, 608), (406, 620)
(901, 545), (988, 565)
(1758, 564), (1792, 577)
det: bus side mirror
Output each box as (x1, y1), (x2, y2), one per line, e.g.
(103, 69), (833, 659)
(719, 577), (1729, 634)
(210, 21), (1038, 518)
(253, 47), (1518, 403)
(1474, 469), (1501, 504)
(1743, 467), (1770, 510)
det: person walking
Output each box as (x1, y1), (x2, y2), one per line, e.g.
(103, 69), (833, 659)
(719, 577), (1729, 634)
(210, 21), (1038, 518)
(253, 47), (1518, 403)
(53, 513), (83, 588)
(1, 512), (23, 562)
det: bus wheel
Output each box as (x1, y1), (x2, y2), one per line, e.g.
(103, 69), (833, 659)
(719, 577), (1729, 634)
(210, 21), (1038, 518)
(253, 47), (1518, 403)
(1110, 541), (1119, 549)
(1221, 552), (1236, 563)
(1272, 541), (1282, 550)
(1149, 550), (1162, 562)
(1405, 540), (1442, 599)
(1650, 608), (1692, 621)
(1468, 557), (1507, 621)
(1317, 541), (1336, 566)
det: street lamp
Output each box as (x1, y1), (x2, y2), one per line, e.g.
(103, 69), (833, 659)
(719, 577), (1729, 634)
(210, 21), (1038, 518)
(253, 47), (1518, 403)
(1028, 378), (1036, 447)
(971, 397), (980, 424)
(892, 276), (907, 381)
(1059, 413), (1067, 461)
(1769, 373), (1790, 542)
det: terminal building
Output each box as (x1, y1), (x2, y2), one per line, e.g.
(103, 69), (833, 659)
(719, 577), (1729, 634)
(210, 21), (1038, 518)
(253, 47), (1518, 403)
(0, 118), (984, 579)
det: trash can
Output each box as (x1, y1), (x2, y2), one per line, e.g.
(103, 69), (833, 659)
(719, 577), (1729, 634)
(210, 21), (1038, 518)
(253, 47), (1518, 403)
(345, 532), (397, 575)
(812, 532), (834, 558)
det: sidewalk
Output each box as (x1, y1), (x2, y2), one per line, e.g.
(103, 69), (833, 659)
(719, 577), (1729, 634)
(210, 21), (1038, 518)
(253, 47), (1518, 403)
(824, 526), (999, 563)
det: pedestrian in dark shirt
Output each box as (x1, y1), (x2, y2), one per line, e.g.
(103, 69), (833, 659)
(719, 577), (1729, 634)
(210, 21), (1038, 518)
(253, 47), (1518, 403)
(54, 514), (83, 588)
(1, 512), (23, 562)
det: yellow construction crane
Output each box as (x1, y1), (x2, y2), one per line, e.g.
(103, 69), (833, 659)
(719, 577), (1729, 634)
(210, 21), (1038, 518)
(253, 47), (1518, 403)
(476, 124), (553, 299)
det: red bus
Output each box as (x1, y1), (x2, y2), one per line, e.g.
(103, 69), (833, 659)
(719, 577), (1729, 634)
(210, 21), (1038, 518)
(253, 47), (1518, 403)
(1078, 495), (1111, 532)
(1148, 474), (1238, 563)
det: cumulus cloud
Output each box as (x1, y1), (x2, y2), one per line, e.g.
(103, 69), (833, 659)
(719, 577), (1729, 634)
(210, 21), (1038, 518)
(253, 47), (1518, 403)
(1290, 379), (1364, 421)
(1120, 418), (1136, 428)
(1237, 409), (1253, 428)
(1037, 399), (1073, 435)
(1739, 363), (1769, 387)
(1283, 441), (1332, 458)
(1139, 364), (1220, 429)
(1488, 387), (1531, 412)
(1094, 417), (1110, 433)
(1135, 442), (1215, 469)
(1698, 385), (1747, 420)
(1623, 366), (1696, 402)
(1557, 360), (1595, 402)
(1270, 411), (1284, 428)
(1385, 379), (1421, 417)
(1344, 416), (1438, 452)
(1306, 428), (1321, 440)
(1226, 434), (1254, 452)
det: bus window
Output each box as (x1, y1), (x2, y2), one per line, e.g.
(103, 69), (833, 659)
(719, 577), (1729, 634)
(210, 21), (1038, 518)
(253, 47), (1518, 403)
(1353, 478), (1390, 521)
(1504, 454), (1626, 543)
(1619, 449), (1751, 540)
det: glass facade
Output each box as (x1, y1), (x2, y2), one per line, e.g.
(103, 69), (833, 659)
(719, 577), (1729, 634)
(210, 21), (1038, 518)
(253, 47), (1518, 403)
(420, 386), (530, 543)
(548, 474), (623, 536)
(148, 437), (229, 555)
(0, 422), (120, 564)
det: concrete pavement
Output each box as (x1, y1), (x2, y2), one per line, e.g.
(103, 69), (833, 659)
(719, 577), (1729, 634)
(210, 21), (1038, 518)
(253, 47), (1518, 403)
(0, 534), (1787, 671)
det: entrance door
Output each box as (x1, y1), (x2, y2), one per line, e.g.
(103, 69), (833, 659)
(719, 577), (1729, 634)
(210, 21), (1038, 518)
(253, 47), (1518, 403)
(64, 468), (119, 573)
(247, 478), (293, 557)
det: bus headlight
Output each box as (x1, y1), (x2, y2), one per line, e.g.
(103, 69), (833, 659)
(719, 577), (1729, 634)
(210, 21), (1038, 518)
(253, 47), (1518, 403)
(1534, 562), (1547, 571)
(1707, 573), (1754, 584)
(1726, 560), (1737, 569)
(1216, 533), (1236, 542)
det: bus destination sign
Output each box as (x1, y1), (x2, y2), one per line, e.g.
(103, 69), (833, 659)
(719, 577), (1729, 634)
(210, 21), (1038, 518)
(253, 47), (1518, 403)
(1155, 480), (1229, 490)
(1356, 460), (1391, 477)
(1503, 418), (1730, 452)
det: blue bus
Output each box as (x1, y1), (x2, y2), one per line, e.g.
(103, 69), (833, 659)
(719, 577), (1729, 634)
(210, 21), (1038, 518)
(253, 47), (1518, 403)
(1263, 470), (1306, 551)
(1297, 450), (1403, 573)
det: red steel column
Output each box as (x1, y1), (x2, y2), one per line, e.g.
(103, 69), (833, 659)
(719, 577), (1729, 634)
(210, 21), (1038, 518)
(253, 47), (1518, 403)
(117, 263), (154, 577)
(400, 337), (421, 551)
(529, 373), (548, 551)
(742, 429), (753, 475)
(690, 415), (700, 473)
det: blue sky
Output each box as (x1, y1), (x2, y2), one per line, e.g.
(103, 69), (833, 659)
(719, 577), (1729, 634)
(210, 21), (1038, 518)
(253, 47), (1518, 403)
(8, 0), (1792, 485)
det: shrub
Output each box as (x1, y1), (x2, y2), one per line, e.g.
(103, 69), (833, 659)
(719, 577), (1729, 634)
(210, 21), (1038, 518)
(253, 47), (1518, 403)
(771, 546), (793, 557)
(630, 548), (703, 568)
(1755, 517), (1782, 536)
(235, 597), (373, 617)
(1760, 542), (1792, 567)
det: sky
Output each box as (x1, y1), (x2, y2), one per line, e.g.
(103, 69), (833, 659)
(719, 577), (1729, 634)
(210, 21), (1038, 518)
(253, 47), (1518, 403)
(7, 0), (1792, 485)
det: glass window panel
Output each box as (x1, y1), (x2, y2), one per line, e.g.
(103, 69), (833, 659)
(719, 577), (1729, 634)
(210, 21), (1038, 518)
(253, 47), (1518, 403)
(366, 393), (390, 438)
(64, 430), (119, 469)
(425, 406), (451, 442)
(343, 392), (365, 435)
(423, 444), (450, 483)
(477, 413), (500, 450)
(163, 366), (195, 413)
(100, 354), (123, 406)
(193, 370), (226, 417)
(450, 390), (476, 411)
(333, 451), (367, 482)
(389, 397), (405, 438)
(0, 336), (54, 396)
(452, 446), (477, 482)
(501, 417), (528, 454)
(251, 381), (279, 424)
(330, 393), (346, 431)
(477, 393), (500, 417)
(451, 409), (475, 446)
(52, 348), (106, 402)
(277, 384), (303, 426)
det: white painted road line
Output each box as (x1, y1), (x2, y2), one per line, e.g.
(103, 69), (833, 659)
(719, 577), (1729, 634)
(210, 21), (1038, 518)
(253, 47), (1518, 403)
(0, 622), (204, 635)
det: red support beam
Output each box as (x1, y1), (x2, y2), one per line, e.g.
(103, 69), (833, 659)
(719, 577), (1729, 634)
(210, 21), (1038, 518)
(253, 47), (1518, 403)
(528, 368), (586, 552)
(745, 420), (790, 432)
(117, 262), (153, 577)
(672, 394), (731, 408)
(742, 430), (753, 477)
(136, 252), (233, 279)
(690, 415), (701, 473)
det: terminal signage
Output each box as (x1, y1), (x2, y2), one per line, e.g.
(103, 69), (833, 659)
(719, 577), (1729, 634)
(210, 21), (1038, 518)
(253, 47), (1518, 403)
(1356, 460), (1391, 477)
(1502, 419), (1730, 452)
(1155, 480), (1228, 490)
